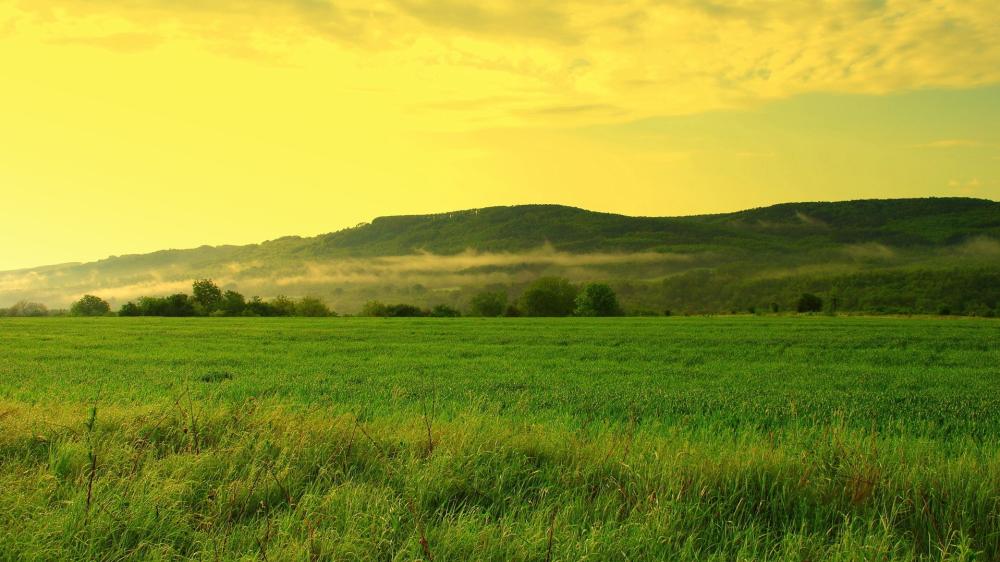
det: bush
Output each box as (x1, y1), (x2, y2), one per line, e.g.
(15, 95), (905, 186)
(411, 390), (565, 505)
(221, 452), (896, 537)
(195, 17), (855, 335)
(469, 291), (507, 317)
(296, 296), (333, 317)
(504, 304), (522, 317)
(574, 283), (623, 317)
(118, 302), (141, 317)
(3, 301), (49, 317)
(164, 294), (196, 316)
(360, 301), (430, 317)
(136, 296), (163, 316)
(430, 304), (461, 317)
(384, 304), (427, 317)
(191, 279), (223, 314)
(629, 309), (660, 317)
(521, 277), (578, 317)
(112, 284), (343, 318)
(362, 300), (388, 317)
(796, 293), (823, 313)
(135, 295), (193, 316)
(244, 296), (270, 317)
(269, 296), (296, 317)
(70, 295), (111, 317)
(220, 290), (247, 316)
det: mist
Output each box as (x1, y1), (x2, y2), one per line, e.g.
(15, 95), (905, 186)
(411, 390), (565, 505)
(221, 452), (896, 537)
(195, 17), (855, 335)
(0, 247), (695, 311)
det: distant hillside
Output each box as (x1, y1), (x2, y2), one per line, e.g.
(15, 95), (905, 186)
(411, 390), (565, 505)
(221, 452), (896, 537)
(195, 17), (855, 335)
(2, 198), (998, 314)
(313, 197), (1000, 255)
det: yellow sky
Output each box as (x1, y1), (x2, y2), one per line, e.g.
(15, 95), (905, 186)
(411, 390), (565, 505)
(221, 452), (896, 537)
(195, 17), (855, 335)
(2, 0), (999, 270)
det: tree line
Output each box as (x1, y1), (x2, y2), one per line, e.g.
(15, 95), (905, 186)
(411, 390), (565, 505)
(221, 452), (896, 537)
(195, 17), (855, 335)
(4, 272), (992, 318)
(113, 280), (336, 317)
(362, 277), (623, 317)
(1, 280), (337, 318)
(646, 266), (1000, 317)
(1, 277), (627, 318)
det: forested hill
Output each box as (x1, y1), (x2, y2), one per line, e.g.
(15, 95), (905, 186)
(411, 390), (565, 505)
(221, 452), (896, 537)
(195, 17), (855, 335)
(10, 197), (997, 269)
(1, 197), (998, 314)
(311, 197), (999, 255)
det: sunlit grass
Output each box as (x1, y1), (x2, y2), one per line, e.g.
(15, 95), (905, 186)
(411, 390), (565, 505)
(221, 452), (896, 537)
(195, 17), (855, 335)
(0, 317), (997, 560)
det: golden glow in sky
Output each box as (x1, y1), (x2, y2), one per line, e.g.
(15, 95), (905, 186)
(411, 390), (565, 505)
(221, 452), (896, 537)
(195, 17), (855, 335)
(2, 0), (999, 270)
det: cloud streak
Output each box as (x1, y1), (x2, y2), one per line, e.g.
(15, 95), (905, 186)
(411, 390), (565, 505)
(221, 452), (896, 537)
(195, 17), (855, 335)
(912, 139), (988, 149)
(7, 0), (1000, 126)
(48, 32), (163, 53)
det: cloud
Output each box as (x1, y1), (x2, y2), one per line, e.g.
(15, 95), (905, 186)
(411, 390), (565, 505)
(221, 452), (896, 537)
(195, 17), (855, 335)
(734, 150), (776, 158)
(842, 243), (896, 260)
(948, 178), (984, 195)
(794, 211), (828, 228)
(391, 0), (581, 44)
(912, 139), (987, 149)
(521, 103), (625, 117)
(48, 32), (162, 53)
(6, 0), (1000, 127)
(956, 236), (1000, 256)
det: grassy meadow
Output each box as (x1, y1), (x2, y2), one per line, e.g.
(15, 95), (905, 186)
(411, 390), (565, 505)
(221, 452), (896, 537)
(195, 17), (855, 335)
(1, 317), (998, 560)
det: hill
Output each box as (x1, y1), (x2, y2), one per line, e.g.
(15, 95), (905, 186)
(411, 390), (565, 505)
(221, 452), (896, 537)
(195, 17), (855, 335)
(315, 197), (1000, 254)
(2, 198), (998, 314)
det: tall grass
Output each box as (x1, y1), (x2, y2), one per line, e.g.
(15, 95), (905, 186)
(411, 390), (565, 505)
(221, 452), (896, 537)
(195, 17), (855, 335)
(0, 317), (997, 559)
(1, 401), (997, 560)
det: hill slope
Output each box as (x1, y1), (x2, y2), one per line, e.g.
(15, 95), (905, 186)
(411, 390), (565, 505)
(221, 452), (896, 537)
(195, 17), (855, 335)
(2, 198), (998, 314)
(313, 197), (1000, 255)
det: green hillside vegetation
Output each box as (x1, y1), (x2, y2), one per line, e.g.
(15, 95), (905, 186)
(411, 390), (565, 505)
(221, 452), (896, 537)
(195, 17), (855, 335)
(1, 198), (997, 315)
(310, 198), (1000, 255)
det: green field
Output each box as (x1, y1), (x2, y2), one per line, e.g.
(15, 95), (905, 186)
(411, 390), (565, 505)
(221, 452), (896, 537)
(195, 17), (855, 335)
(1, 317), (998, 560)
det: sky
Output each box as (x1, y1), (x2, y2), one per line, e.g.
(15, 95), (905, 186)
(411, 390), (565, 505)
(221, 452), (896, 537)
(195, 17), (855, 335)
(1, 0), (999, 271)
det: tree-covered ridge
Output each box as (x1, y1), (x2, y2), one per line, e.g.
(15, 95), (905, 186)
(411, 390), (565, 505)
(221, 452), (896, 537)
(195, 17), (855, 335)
(304, 198), (998, 256)
(9, 197), (992, 271)
(0, 197), (997, 315)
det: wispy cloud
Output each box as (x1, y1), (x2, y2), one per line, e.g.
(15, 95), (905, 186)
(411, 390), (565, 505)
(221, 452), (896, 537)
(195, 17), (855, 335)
(391, 0), (581, 44)
(956, 236), (1000, 256)
(734, 150), (777, 158)
(48, 32), (162, 53)
(521, 103), (625, 117)
(948, 177), (984, 195)
(7, 0), (1000, 127)
(912, 139), (988, 149)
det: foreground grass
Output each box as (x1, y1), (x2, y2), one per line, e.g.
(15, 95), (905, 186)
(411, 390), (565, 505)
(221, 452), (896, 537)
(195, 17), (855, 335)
(1, 401), (997, 560)
(0, 317), (998, 559)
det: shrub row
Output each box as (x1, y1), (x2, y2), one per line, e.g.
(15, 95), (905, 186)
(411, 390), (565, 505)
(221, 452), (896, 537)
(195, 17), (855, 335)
(113, 280), (335, 317)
